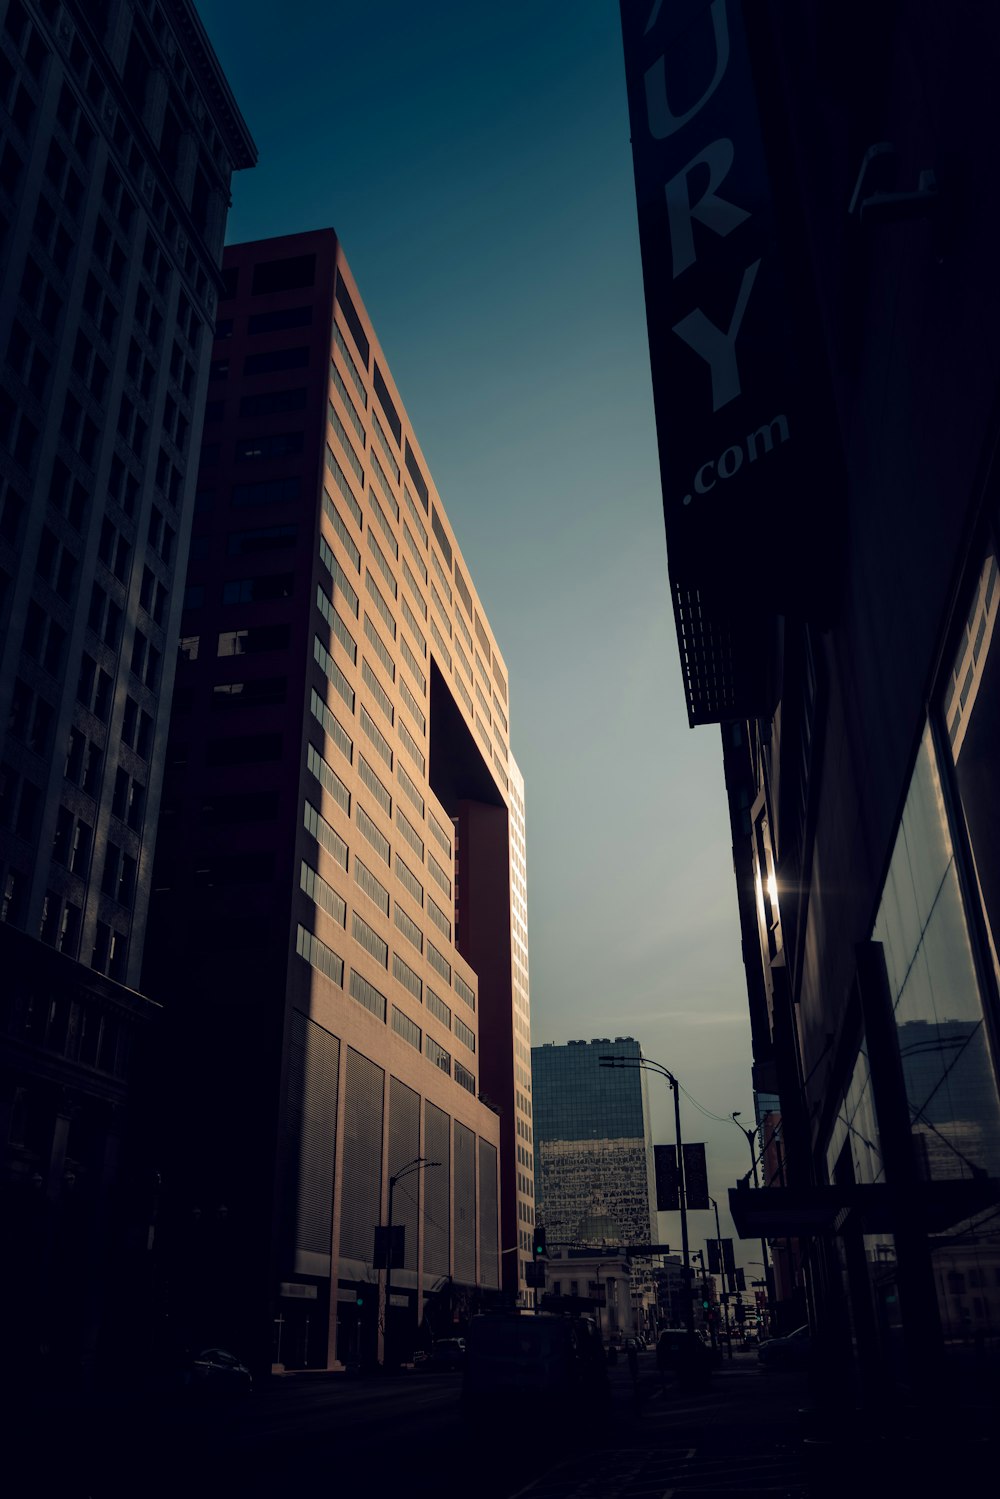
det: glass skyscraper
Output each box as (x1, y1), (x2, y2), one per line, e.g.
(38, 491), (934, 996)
(531, 1038), (657, 1253)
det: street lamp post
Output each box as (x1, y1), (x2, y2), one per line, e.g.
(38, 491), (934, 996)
(710, 1196), (733, 1361)
(732, 1110), (775, 1323)
(600, 1055), (693, 1333)
(382, 1156), (439, 1369)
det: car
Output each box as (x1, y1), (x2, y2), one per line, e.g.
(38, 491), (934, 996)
(185, 1347), (253, 1396)
(656, 1328), (713, 1390)
(757, 1324), (811, 1369)
(463, 1313), (608, 1413)
(430, 1337), (466, 1370)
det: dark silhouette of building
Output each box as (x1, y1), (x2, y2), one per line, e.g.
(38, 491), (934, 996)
(619, 0), (1000, 1406)
(0, 0), (254, 1382)
(143, 229), (529, 1370)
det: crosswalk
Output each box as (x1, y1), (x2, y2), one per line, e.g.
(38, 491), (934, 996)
(511, 1443), (807, 1499)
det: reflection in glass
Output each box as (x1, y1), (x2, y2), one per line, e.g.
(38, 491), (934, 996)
(873, 725), (1000, 1180)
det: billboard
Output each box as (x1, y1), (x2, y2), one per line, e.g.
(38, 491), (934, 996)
(619, 1), (837, 720)
(655, 1142), (708, 1209)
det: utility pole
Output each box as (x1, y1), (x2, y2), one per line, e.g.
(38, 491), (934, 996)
(381, 1157), (439, 1370)
(600, 1055), (693, 1333)
(733, 1110), (775, 1328)
(710, 1196), (733, 1361)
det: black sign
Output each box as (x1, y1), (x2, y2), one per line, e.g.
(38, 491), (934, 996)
(707, 1237), (736, 1278)
(682, 1144), (709, 1210)
(619, 2), (835, 720)
(655, 1144), (679, 1211)
(373, 1225), (405, 1269)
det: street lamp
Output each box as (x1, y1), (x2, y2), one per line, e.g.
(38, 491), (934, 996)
(709, 1195), (733, 1361)
(600, 1055), (692, 1333)
(383, 1156), (439, 1368)
(732, 1110), (775, 1323)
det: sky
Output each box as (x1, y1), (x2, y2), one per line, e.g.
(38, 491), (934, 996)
(198, 0), (759, 1266)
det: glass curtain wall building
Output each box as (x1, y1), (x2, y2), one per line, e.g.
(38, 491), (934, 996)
(531, 1038), (657, 1256)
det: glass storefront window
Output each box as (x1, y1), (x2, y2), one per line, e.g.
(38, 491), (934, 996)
(873, 724), (1000, 1182)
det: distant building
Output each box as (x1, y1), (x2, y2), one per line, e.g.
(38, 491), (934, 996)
(143, 229), (525, 1370)
(531, 1038), (657, 1256)
(0, 0), (254, 1380)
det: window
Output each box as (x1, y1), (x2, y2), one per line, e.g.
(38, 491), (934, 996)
(235, 431), (304, 462)
(426, 1034), (451, 1074)
(455, 1062), (476, 1095)
(325, 448), (364, 529)
(354, 856), (390, 916)
(296, 923), (344, 987)
(329, 403), (363, 486)
(395, 807), (424, 861)
(217, 623), (290, 656)
(427, 987), (452, 1030)
(333, 321), (367, 406)
(396, 762), (424, 818)
(454, 1016), (475, 1054)
(317, 585), (358, 663)
(231, 476), (300, 508)
(303, 799), (348, 870)
(362, 659), (393, 725)
(394, 905), (423, 954)
(428, 942), (451, 983)
(353, 911), (388, 967)
(248, 305), (312, 335)
(306, 741), (350, 816)
(356, 802), (390, 865)
(373, 363), (401, 445)
(252, 253), (316, 295)
(222, 573), (294, 604)
(314, 635), (355, 712)
(358, 754), (392, 817)
(239, 386), (307, 419)
(322, 490), (361, 569)
(404, 439), (428, 511)
(350, 968), (387, 1022)
(369, 491), (398, 557)
(396, 855), (424, 909)
(228, 523), (298, 557)
(310, 687), (353, 764)
(335, 276), (369, 368)
(320, 536), (360, 618)
(300, 860), (346, 926)
(392, 1005), (421, 1051)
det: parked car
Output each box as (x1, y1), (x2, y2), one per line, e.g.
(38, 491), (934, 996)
(656, 1328), (713, 1390)
(757, 1324), (811, 1369)
(185, 1347), (253, 1397)
(430, 1337), (466, 1370)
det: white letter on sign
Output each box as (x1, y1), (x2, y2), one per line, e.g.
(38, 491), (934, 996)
(672, 259), (760, 411)
(643, 0), (731, 141)
(665, 138), (750, 279)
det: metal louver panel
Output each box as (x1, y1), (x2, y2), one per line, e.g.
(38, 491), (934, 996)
(478, 1138), (499, 1288)
(423, 1102), (450, 1277)
(339, 1048), (385, 1263)
(454, 1120), (476, 1286)
(283, 1008), (340, 1268)
(388, 1076), (421, 1271)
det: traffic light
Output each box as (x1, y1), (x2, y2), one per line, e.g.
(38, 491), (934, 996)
(355, 1294), (365, 1308)
(532, 1224), (547, 1257)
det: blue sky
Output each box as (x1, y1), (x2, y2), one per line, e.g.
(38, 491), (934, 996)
(200, 0), (757, 1260)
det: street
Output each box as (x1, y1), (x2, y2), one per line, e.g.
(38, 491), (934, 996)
(13, 1345), (818, 1498)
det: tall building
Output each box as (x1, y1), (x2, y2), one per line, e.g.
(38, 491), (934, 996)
(144, 229), (526, 1370)
(619, 0), (1000, 1411)
(0, 0), (254, 1378)
(531, 1038), (657, 1255)
(494, 752), (534, 1303)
